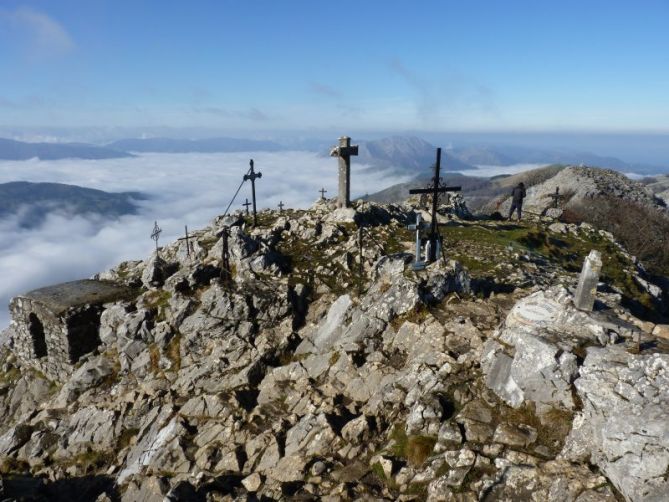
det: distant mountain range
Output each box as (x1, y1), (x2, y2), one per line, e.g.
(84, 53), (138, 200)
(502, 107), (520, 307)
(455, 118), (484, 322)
(0, 181), (146, 227)
(354, 136), (476, 174)
(1, 134), (665, 175)
(0, 138), (133, 161)
(106, 137), (283, 153)
(447, 144), (665, 174)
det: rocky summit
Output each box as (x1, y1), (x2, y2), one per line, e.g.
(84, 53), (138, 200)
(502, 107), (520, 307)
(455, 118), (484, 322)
(0, 197), (668, 502)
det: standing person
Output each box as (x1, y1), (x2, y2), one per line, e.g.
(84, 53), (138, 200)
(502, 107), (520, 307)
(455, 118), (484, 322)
(508, 182), (526, 221)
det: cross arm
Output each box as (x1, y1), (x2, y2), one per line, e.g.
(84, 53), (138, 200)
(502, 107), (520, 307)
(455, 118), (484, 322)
(409, 185), (462, 195)
(330, 145), (359, 157)
(243, 172), (262, 181)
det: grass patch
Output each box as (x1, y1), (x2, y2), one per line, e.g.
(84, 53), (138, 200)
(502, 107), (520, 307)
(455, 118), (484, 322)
(0, 457), (30, 474)
(406, 435), (437, 466)
(499, 402), (573, 457)
(443, 220), (652, 312)
(144, 289), (172, 321)
(148, 343), (160, 374)
(390, 304), (429, 331)
(164, 334), (182, 371)
(117, 427), (139, 449)
(388, 425), (437, 467)
(0, 366), (21, 386)
(329, 351), (340, 366)
(61, 449), (116, 474)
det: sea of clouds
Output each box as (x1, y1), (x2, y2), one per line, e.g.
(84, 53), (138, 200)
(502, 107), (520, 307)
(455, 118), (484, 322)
(0, 151), (420, 328)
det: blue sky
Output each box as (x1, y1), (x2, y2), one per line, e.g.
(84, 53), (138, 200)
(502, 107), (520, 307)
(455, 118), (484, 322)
(1, 0), (668, 133)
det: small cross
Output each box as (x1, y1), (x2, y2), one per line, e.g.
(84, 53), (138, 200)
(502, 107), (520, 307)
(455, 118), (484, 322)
(242, 198), (252, 215)
(178, 225), (192, 257)
(150, 221), (162, 251)
(278, 201), (285, 213)
(549, 187), (564, 209)
(319, 188), (327, 200)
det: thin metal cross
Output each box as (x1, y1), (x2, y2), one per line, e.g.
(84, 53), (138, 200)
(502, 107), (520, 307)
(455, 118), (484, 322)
(549, 187), (564, 209)
(242, 198), (252, 215)
(408, 148), (461, 262)
(243, 159), (262, 226)
(150, 221), (162, 251)
(178, 225), (192, 257)
(278, 201), (285, 213)
(319, 188), (327, 199)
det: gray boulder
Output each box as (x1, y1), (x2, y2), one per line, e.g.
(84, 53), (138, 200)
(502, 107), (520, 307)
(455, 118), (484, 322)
(561, 347), (669, 501)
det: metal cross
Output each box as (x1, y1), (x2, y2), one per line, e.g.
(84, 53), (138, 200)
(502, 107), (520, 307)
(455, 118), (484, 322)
(549, 187), (564, 209)
(278, 201), (285, 213)
(178, 225), (192, 257)
(319, 188), (327, 200)
(242, 198), (252, 215)
(243, 159), (262, 226)
(150, 221), (162, 251)
(408, 148), (461, 262)
(407, 213), (430, 270)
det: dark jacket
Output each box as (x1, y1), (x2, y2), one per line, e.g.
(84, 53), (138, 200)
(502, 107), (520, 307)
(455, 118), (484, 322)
(511, 184), (526, 204)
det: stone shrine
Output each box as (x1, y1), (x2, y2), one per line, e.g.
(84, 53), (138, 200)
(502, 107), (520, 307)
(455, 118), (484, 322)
(9, 279), (135, 381)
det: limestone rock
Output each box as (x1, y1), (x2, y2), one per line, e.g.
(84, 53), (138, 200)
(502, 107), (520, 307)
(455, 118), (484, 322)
(561, 347), (669, 501)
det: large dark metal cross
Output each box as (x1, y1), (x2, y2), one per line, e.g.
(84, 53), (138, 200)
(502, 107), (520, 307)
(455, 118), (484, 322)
(243, 159), (262, 226)
(408, 148), (461, 262)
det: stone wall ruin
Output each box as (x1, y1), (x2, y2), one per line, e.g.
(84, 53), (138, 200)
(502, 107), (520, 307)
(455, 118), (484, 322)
(9, 279), (135, 381)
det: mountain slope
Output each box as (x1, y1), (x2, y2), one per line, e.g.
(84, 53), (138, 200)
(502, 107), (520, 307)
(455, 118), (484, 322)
(107, 137), (283, 153)
(0, 181), (146, 227)
(448, 144), (665, 173)
(0, 138), (133, 161)
(355, 136), (476, 175)
(0, 201), (666, 500)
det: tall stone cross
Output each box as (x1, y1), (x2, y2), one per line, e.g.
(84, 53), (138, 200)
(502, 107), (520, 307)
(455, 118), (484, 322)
(330, 136), (358, 208)
(408, 148), (461, 262)
(407, 213), (429, 270)
(242, 198), (252, 215)
(243, 159), (262, 226)
(150, 221), (162, 252)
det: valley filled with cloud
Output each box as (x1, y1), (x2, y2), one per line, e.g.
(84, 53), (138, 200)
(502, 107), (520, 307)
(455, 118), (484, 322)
(0, 151), (415, 328)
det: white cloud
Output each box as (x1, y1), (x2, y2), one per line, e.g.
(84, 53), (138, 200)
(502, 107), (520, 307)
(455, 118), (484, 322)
(1, 6), (74, 59)
(0, 151), (413, 328)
